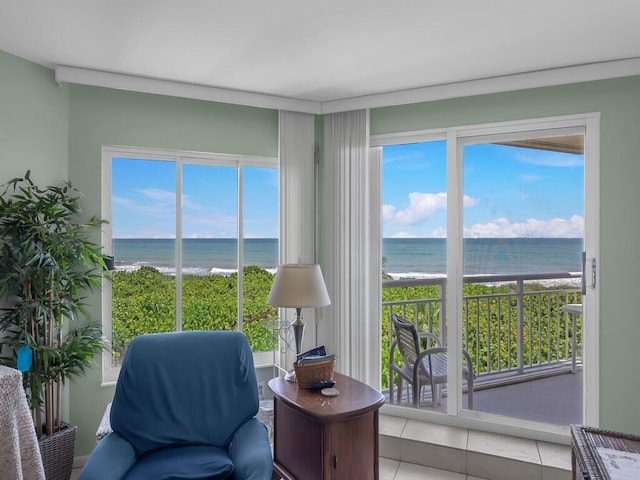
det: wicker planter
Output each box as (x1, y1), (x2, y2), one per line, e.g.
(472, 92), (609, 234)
(38, 422), (77, 480)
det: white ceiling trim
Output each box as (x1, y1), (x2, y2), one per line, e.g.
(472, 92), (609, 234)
(55, 65), (322, 114)
(321, 57), (640, 113)
(56, 58), (640, 115)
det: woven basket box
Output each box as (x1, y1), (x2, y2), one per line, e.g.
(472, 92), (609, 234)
(294, 358), (336, 389)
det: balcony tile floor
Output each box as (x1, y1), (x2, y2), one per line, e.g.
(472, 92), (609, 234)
(379, 414), (572, 480)
(387, 370), (583, 426)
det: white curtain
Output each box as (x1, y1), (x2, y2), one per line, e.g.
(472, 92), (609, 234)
(319, 110), (381, 385)
(278, 110), (317, 360)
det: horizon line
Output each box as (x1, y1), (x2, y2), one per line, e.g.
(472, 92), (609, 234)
(112, 236), (584, 240)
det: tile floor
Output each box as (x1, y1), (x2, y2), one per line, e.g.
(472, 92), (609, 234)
(379, 414), (572, 480)
(381, 458), (488, 479)
(71, 461), (486, 480)
(72, 454), (561, 480)
(70, 415), (571, 480)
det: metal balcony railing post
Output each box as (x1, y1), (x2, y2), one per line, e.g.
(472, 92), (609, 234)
(440, 278), (447, 343)
(382, 271), (581, 388)
(516, 279), (524, 374)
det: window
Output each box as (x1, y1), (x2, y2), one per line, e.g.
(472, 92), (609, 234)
(102, 147), (279, 383)
(374, 113), (600, 435)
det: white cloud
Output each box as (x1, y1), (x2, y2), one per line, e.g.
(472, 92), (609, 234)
(137, 188), (176, 202)
(182, 232), (236, 239)
(521, 174), (541, 183)
(431, 227), (447, 238)
(462, 196), (480, 207)
(136, 189), (205, 211)
(382, 204), (396, 222)
(113, 196), (134, 206)
(517, 151), (583, 168)
(385, 192), (479, 226)
(391, 231), (418, 238)
(464, 215), (583, 238)
(395, 192), (447, 226)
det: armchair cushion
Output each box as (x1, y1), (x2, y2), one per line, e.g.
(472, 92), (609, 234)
(111, 331), (259, 455)
(123, 444), (233, 480)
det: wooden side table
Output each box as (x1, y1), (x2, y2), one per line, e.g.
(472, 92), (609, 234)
(571, 424), (640, 479)
(268, 371), (385, 480)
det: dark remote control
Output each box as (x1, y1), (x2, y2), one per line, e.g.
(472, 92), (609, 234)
(308, 380), (336, 391)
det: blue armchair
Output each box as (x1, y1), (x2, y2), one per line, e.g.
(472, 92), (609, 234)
(80, 331), (273, 480)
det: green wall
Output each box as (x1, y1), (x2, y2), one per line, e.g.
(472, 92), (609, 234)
(67, 86), (278, 455)
(0, 50), (69, 184)
(371, 76), (640, 435)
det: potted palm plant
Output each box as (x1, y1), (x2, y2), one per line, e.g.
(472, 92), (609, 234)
(0, 171), (108, 480)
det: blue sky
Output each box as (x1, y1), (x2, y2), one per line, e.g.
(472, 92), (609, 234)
(111, 158), (279, 239)
(112, 140), (584, 239)
(382, 141), (584, 238)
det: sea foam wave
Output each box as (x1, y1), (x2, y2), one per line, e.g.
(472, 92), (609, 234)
(115, 264), (277, 277)
(388, 271), (581, 287)
(115, 264), (580, 287)
(389, 272), (446, 280)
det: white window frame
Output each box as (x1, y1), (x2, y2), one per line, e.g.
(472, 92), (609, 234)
(101, 145), (279, 384)
(372, 112), (600, 443)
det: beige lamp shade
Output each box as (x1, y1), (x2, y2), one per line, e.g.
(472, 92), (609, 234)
(268, 264), (331, 308)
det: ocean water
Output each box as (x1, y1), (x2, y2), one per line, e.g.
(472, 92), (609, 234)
(113, 238), (278, 276)
(112, 238), (583, 278)
(384, 238), (582, 278)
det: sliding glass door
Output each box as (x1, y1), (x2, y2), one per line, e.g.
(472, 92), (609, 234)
(376, 114), (599, 433)
(459, 130), (584, 425)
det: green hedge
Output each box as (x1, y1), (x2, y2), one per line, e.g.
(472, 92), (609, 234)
(111, 265), (277, 360)
(381, 282), (581, 389)
(112, 266), (580, 389)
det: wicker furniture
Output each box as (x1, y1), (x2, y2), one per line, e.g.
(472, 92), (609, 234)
(293, 357), (336, 389)
(269, 371), (385, 480)
(38, 422), (77, 480)
(571, 424), (640, 479)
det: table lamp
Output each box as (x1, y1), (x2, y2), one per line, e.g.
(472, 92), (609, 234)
(268, 263), (331, 381)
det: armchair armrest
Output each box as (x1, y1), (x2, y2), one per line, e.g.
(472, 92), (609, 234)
(228, 418), (273, 480)
(79, 432), (137, 480)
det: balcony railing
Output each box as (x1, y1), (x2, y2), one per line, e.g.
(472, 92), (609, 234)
(382, 272), (582, 390)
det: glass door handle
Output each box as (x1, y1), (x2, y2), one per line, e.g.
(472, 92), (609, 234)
(581, 251), (587, 295)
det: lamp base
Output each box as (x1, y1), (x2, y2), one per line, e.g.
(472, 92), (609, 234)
(284, 370), (297, 383)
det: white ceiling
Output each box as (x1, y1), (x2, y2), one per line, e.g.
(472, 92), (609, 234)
(2, 0), (640, 104)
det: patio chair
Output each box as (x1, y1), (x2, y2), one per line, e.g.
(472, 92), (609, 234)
(389, 313), (474, 409)
(79, 330), (273, 480)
